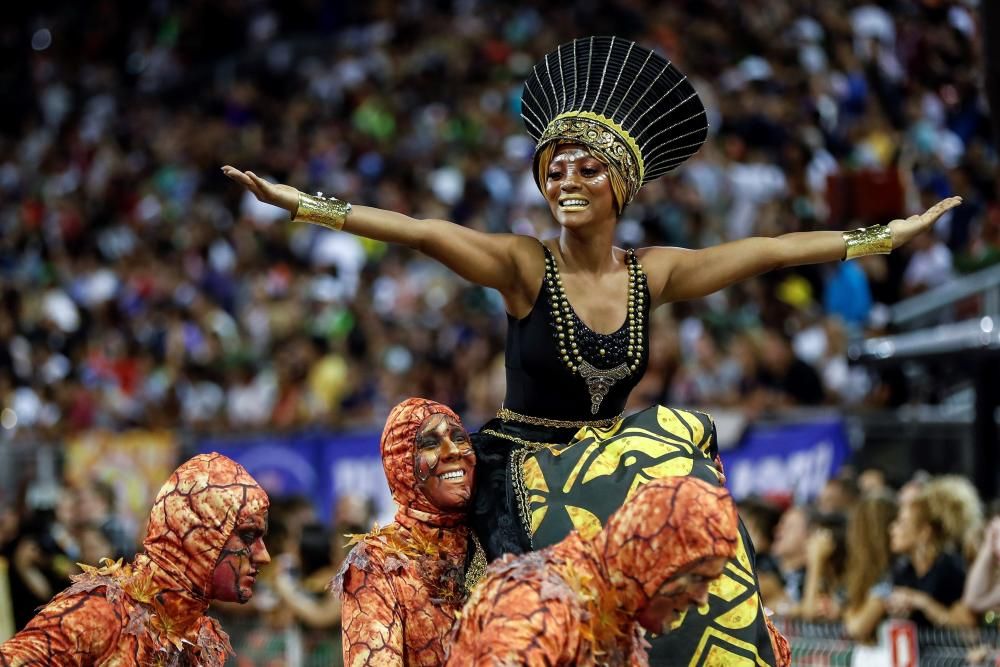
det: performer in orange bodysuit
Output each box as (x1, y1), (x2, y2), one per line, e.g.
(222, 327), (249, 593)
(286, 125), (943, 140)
(0, 452), (270, 666)
(447, 476), (789, 666)
(334, 397), (485, 666)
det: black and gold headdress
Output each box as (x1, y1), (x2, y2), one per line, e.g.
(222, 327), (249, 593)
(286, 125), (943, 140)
(522, 36), (708, 206)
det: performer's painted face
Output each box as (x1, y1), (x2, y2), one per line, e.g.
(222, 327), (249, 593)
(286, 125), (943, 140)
(413, 413), (476, 511)
(209, 509), (270, 603)
(544, 144), (616, 227)
(636, 556), (728, 634)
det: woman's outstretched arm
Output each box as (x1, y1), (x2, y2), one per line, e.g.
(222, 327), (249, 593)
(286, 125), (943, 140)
(643, 197), (962, 304)
(221, 167), (540, 306)
(963, 518), (1000, 613)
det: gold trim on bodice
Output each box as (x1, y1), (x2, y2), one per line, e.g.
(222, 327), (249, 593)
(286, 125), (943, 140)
(542, 248), (647, 414)
(464, 533), (488, 593)
(496, 406), (623, 430)
(480, 428), (559, 550)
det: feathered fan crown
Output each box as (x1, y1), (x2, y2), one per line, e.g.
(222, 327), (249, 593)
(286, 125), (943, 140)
(522, 36), (708, 205)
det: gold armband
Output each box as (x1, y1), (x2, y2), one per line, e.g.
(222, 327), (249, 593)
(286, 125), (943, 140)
(292, 192), (352, 231)
(842, 224), (893, 261)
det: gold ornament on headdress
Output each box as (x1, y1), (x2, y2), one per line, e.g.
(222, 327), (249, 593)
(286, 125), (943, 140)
(537, 112), (645, 206)
(522, 36), (708, 208)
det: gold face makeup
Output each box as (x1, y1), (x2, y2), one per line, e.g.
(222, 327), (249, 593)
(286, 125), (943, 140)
(413, 413), (476, 512)
(543, 144), (617, 228)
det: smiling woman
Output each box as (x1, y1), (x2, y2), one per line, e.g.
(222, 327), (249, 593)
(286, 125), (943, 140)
(224, 34), (960, 667)
(334, 398), (485, 666)
(414, 413), (476, 512)
(542, 144), (619, 225)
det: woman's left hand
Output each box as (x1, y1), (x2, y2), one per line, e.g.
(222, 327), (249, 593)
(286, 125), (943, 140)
(806, 528), (835, 566)
(887, 587), (930, 615)
(889, 196), (963, 249)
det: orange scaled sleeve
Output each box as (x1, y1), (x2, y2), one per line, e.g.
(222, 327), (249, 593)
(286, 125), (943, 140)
(341, 563), (405, 666)
(446, 569), (577, 666)
(0, 590), (125, 666)
(765, 614), (791, 667)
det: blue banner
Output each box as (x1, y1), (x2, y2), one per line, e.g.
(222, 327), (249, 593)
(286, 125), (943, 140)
(723, 418), (851, 503)
(200, 417), (852, 523)
(198, 429), (390, 525)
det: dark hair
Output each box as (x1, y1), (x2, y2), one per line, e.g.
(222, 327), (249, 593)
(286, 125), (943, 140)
(92, 479), (116, 510)
(811, 511), (849, 583)
(299, 522), (333, 577)
(738, 497), (783, 548)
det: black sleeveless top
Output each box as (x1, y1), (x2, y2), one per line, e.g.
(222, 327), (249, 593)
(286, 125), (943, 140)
(502, 245), (650, 421)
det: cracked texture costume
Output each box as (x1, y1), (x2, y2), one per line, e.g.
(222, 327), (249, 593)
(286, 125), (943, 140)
(448, 477), (742, 666)
(334, 398), (484, 667)
(0, 453), (269, 667)
(471, 36), (790, 666)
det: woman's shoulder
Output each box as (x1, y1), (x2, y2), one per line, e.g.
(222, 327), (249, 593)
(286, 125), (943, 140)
(633, 245), (679, 293)
(932, 550), (968, 578)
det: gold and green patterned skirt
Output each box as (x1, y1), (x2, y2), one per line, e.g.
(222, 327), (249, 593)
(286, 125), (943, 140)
(471, 404), (780, 667)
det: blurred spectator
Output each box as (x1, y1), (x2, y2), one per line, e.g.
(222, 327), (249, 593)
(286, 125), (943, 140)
(901, 222), (956, 296)
(755, 329), (825, 407)
(738, 497), (785, 607)
(887, 477), (979, 628)
(963, 515), (1000, 618)
(273, 524), (342, 662)
(842, 493), (897, 641)
(898, 470), (931, 506)
(799, 513), (848, 621)
(76, 479), (134, 560)
(822, 261), (872, 330)
(771, 505), (811, 613)
(857, 468), (889, 497)
(956, 203), (1000, 272)
(671, 328), (743, 406)
(816, 474), (860, 516)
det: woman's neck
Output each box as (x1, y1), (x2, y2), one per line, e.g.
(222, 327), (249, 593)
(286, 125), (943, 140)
(911, 545), (939, 577)
(556, 225), (618, 275)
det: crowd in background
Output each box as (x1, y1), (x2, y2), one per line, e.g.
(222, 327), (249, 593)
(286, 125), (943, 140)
(745, 470), (1000, 637)
(1, 0), (998, 441)
(4, 464), (1000, 665)
(2, 0), (1000, 663)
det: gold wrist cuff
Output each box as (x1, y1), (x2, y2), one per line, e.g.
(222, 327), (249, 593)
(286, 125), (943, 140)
(292, 192), (351, 231)
(843, 224), (893, 261)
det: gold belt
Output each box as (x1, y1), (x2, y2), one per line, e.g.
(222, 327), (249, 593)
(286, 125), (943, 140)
(496, 406), (622, 430)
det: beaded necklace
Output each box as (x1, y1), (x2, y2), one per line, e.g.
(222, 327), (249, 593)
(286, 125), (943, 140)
(542, 247), (647, 414)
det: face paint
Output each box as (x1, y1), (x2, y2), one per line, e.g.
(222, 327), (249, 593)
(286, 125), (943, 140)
(636, 557), (728, 634)
(210, 509), (270, 603)
(413, 413), (476, 512)
(543, 144), (618, 227)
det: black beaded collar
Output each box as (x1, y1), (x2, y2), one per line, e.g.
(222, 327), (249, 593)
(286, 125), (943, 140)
(542, 247), (648, 414)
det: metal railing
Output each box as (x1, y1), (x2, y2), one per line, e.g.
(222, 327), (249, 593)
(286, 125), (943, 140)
(210, 615), (1000, 666)
(849, 316), (1000, 363)
(772, 618), (1000, 667)
(890, 263), (1000, 331)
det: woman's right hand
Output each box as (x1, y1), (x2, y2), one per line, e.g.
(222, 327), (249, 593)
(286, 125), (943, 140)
(221, 165), (300, 215)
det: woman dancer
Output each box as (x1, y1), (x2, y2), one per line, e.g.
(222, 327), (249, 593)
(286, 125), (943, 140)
(224, 35), (959, 666)
(334, 397), (485, 666)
